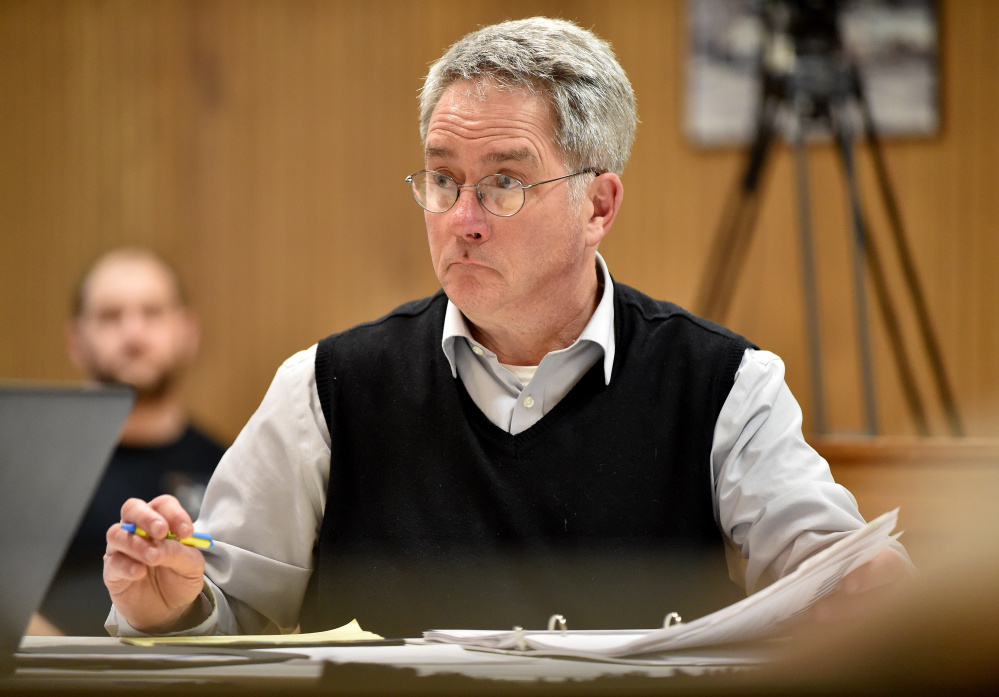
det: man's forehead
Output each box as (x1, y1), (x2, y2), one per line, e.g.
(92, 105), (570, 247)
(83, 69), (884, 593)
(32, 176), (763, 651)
(425, 79), (553, 152)
(83, 258), (180, 308)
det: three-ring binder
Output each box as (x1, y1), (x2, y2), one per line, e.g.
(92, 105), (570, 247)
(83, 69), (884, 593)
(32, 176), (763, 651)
(536, 611), (682, 634)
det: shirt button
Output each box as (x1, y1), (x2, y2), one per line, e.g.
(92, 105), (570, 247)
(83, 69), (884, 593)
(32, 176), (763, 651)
(472, 345), (484, 356)
(523, 395), (535, 408)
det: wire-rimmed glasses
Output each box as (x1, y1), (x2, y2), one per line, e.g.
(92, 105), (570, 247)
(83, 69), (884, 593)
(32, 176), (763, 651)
(405, 169), (599, 217)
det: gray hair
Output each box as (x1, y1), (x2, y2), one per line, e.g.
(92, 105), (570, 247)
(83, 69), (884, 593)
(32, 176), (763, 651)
(419, 17), (637, 176)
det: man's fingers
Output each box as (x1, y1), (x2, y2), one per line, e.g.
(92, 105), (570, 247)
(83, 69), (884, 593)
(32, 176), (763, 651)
(106, 519), (160, 562)
(103, 549), (148, 586)
(149, 494), (195, 539)
(807, 550), (912, 625)
(119, 497), (168, 538)
(119, 495), (193, 540)
(150, 531), (205, 574)
(105, 518), (204, 574)
(810, 580), (896, 623)
(839, 549), (910, 595)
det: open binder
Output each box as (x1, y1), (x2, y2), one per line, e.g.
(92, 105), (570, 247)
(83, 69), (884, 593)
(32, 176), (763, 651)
(424, 509), (902, 660)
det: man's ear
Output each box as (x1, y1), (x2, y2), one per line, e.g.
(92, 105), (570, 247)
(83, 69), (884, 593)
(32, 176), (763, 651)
(584, 172), (624, 247)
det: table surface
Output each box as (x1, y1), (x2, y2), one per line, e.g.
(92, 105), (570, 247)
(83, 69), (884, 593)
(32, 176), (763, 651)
(3, 634), (772, 695)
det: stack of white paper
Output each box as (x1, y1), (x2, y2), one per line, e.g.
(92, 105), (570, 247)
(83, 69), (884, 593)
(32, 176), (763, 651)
(424, 509), (901, 659)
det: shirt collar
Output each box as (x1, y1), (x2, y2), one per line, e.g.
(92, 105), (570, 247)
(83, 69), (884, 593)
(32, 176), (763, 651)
(441, 252), (616, 385)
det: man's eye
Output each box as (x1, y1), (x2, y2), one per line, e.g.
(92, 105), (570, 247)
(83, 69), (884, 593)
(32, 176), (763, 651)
(494, 175), (519, 190)
(94, 309), (122, 326)
(431, 173), (452, 188)
(143, 305), (167, 321)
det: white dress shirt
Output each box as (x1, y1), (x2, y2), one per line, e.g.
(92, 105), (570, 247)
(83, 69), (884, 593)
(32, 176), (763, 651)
(108, 254), (877, 637)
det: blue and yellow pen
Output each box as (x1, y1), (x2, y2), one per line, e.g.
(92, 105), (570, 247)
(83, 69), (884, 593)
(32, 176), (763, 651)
(121, 522), (213, 549)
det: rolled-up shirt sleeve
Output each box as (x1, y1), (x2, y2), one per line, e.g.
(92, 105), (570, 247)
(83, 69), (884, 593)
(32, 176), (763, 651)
(712, 349), (869, 594)
(201, 344), (329, 632)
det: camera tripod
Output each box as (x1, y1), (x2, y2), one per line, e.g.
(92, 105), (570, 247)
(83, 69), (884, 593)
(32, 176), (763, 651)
(694, 0), (961, 436)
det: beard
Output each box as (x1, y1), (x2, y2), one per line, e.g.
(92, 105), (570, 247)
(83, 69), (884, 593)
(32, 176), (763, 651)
(89, 359), (179, 400)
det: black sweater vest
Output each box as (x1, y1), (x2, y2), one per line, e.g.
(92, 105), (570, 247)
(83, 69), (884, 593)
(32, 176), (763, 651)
(302, 284), (753, 636)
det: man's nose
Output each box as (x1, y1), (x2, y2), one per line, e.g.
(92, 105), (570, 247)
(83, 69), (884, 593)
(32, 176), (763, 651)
(448, 186), (490, 241)
(118, 310), (153, 340)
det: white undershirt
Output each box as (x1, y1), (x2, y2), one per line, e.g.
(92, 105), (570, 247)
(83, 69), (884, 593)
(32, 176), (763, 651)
(499, 362), (538, 387)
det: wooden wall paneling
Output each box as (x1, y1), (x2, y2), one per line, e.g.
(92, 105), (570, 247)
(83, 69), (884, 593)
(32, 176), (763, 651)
(820, 437), (999, 567)
(1, 0), (997, 443)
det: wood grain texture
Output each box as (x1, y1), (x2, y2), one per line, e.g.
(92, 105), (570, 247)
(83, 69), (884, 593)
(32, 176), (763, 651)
(1, 0), (996, 443)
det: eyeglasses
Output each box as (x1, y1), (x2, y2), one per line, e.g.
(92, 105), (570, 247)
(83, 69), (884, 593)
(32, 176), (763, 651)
(405, 169), (599, 217)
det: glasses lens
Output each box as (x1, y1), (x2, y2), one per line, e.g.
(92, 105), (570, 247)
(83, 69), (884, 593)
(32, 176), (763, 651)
(478, 174), (524, 216)
(411, 171), (457, 213)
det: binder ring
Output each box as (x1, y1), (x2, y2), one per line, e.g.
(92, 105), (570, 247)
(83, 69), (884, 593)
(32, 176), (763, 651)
(513, 626), (527, 651)
(664, 612), (682, 628)
(547, 614), (568, 635)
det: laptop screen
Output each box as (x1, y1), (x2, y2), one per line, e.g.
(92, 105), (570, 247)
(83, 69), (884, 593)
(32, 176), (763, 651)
(0, 383), (133, 673)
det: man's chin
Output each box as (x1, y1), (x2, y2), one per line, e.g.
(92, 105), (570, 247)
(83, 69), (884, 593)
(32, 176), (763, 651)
(96, 368), (175, 399)
(130, 381), (173, 400)
(441, 280), (486, 311)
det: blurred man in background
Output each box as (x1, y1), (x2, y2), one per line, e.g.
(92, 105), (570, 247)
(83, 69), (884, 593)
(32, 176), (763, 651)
(33, 248), (226, 635)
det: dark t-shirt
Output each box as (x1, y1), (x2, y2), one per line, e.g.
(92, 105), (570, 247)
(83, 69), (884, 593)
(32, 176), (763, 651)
(39, 424), (226, 635)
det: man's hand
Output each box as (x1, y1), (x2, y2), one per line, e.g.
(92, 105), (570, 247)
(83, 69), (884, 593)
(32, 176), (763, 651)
(104, 495), (209, 633)
(809, 548), (911, 624)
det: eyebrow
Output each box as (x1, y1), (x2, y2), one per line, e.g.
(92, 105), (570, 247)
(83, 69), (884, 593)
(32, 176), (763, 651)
(424, 145), (539, 167)
(483, 148), (538, 166)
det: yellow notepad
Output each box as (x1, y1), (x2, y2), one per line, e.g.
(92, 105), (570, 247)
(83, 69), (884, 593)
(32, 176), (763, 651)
(121, 619), (384, 647)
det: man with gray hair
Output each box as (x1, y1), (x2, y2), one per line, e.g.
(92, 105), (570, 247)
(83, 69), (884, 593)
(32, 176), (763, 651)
(104, 17), (907, 638)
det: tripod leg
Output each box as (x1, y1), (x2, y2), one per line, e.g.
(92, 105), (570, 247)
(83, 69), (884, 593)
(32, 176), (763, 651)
(789, 112), (829, 435)
(829, 104), (880, 435)
(848, 206), (931, 435)
(854, 72), (964, 436)
(697, 174), (763, 320)
(696, 91), (779, 321)
(831, 111), (929, 435)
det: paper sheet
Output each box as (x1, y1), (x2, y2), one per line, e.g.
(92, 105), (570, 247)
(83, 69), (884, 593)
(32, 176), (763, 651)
(120, 619), (384, 647)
